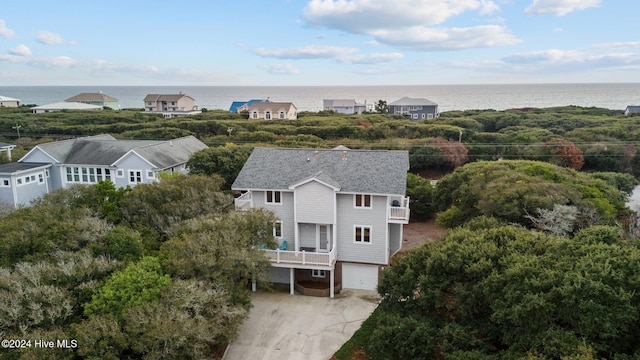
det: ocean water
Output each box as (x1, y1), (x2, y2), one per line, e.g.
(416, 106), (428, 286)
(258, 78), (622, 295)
(1, 83), (639, 112)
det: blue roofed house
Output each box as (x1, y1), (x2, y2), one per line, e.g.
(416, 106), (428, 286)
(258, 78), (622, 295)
(388, 96), (439, 120)
(229, 99), (270, 113)
(232, 146), (410, 298)
(0, 135), (208, 208)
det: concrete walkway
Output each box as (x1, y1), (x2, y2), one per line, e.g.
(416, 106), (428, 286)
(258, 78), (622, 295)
(223, 288), (379, 360)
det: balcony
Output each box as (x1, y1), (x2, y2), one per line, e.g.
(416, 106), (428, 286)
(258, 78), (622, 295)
(264, 247), (336, 268)
(234, 192), (251, 210)
(388, 196), (410, 224)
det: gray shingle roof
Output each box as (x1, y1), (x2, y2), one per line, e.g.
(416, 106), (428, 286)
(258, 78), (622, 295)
(29, 135), (207, 169)
(0, 162), (50, 174)
(232, 147), (409, 195)
(389, 97), (438, 106)
(143, 94), (194, 102)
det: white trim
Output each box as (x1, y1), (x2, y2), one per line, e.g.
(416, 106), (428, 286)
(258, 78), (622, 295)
(354, 194), (372, 209)
(312, 269), (326, 278)
(354, 225), (372, 244)
(111, 149), (157, 168)
(128, 169), (143, 184)
(289, 177), (340, 191)
(316, 224), (331, 253)
(116, 169), (124, 178)
(273, 220), (283, 238)
(265, 190), (282, 205)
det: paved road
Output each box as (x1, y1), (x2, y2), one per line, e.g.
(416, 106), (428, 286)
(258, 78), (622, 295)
(223, 288), (379, 360)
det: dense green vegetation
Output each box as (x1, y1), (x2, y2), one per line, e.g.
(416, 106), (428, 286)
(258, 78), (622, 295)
(3, 105), (640, 359)
(0, 175), (278, 359)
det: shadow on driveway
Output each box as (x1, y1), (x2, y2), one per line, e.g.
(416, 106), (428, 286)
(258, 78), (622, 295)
(223, 287), (379, 360)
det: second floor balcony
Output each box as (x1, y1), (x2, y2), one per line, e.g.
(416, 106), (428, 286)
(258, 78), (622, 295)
(388, 196), (410, 224)
(234, 191), (251, 210)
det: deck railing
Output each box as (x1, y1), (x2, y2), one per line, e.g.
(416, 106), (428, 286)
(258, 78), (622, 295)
(234, 192), (251, 210)
(388, 196), (410, 222)
(264, 247), (335, 267)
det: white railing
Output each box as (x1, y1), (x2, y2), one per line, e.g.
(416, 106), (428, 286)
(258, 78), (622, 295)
(388, 196), (410, 222)
(263, 248), (336, 267)
(234, 192), (251, 210)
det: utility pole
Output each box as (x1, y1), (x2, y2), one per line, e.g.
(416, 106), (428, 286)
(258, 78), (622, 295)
(12, 124), (21, 138)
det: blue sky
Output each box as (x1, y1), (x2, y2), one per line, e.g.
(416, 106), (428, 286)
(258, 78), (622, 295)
(0, 0), (638, 86)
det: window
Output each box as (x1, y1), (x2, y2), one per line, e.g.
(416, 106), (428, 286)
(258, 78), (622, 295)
(1, 179), (9, 187)
(279, 111), (285, 119)
(116, 169), (124, 178)
(266, 191), (282, 204)
(252, 111), (258, 119)
(422, 113), (426, 119)
(16, 178), (22, 185)
(412, 114), (418, 120)
(265, 111), (271, 120)
(312, 269), (326, 278)
(147, 171), (155, 178)
(129, 170), (142, 184)
(273, 221), (283, 238)
(355, 225), (371, 244)
(38, 174), (43, 183)
(355, 194), (371, 208)
(427, 113), (434, 119)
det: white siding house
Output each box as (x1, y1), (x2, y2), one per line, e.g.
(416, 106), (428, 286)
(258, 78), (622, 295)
(232, 146), (410, 298)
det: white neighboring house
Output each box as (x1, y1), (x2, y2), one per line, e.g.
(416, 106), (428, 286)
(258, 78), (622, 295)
(625, 106), (640, 116)
(31, 102), (103, 113)
(232, 146), (410, 298)
(247, 102), (297, 120)
(0, 134), (208, 208)
(0, 95), (21, 107)
(323, 99), (371, 114)
(143, 93), (201, 118)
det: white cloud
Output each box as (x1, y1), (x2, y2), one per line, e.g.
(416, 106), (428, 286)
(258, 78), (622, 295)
(303, 0), (500, 31)
(373, 25), (521, 51)
(590, 42), (640, 50)
(338, 52), (404, 64)
(259, 63), (300, 75)
(9, 44), (31, 57)
(35, 31), (77, 45)
(253, 45), (359, 59)
(524, 0), (601, 16)
(502, 49), (584, 64)
(0, 19), (17, 39)
(302, 0), (519, 51)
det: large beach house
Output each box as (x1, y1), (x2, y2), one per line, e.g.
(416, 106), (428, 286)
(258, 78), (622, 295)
(388, 96), (439, 120)
(143, 93), (201, 118)
(0, 135), (207, 208)
(232, 146), (410, 297)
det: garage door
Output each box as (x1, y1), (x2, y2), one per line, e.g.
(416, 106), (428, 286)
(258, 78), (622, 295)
(270, 267), (290, 284)
(342, 263), (379, 291)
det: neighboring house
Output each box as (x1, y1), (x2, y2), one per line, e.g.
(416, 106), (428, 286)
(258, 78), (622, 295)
(247, 102), (297, 120)
(0, 162), (52, 208)
(229, 99), (269, 113)
(232, 146), (410, 297)
(0, 134), (207, 208)
(323, 99), (371, 114)
(388, 96), (439, 120)
(31, 102), (103, 113)
(1, 142), (15, 161)
(143, 93), (201, 118)
(625, 106), (640, 116)
(0, 95), (21, 107)
(65, 92), (119, 110)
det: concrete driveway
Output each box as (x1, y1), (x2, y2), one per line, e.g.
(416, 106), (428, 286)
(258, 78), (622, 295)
(223, 287), (379, 360)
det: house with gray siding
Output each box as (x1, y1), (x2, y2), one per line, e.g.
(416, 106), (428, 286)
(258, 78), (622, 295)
(232, 146), (410, 297)
(388, 96), (439, 120)
(0, 134), (207, 208)
(0, 163), (51, 208)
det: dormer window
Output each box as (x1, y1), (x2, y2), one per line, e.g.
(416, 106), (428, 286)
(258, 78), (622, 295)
(354, 194), (371, 208)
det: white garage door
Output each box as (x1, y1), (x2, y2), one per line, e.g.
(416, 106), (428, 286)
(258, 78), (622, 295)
(342, 263), (379, 291)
